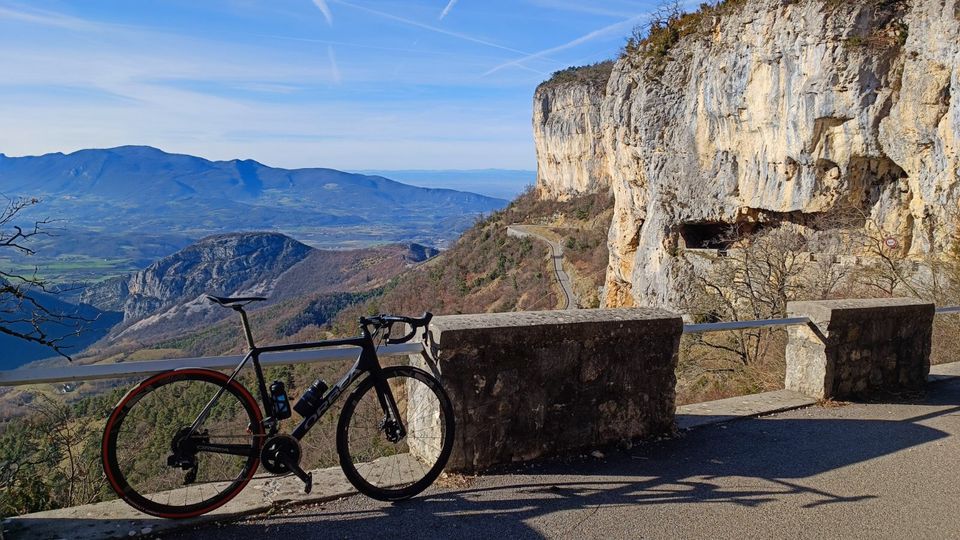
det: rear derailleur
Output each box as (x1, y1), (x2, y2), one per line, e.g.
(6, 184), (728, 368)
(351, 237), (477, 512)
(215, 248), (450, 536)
(167, 427), (207, 485)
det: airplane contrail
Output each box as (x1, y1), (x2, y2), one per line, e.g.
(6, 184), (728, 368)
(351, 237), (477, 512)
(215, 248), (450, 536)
(439, 0), (459, 20)
(311, 0), (333, 25)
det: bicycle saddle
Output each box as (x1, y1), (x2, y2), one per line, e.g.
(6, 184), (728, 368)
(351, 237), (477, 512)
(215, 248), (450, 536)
(206, 295), (267, 306)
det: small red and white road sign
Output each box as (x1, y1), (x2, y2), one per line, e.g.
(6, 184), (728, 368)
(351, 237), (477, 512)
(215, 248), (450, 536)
(884, 237), (899, 249)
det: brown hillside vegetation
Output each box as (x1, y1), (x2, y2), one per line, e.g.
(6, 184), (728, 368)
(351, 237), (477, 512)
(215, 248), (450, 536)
(270, 243), (438, 300)
(331, 188), (614, 331)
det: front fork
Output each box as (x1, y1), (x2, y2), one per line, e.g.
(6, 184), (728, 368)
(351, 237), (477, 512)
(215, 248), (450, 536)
(373, 376), (406, 442)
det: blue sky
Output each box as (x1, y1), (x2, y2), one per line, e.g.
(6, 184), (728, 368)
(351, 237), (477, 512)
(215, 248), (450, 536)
(0, 0), (669, 170)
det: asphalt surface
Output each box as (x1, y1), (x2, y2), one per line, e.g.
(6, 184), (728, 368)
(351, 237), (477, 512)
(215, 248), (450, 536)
(506, 225), (578, 310)
(168, 378), (960, 540)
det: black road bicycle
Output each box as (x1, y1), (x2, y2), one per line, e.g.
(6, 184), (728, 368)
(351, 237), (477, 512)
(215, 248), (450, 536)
(101, 295), (454, 519)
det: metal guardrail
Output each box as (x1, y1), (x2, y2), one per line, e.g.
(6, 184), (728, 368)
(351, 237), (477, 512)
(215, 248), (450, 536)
(682, 316), (810, 334)
(2, 306), (958, 387)
(0, 343), (424, 387)
(683, 305), (960, 334)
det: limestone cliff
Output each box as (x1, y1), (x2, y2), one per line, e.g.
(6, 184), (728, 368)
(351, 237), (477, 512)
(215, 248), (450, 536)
(533, 63), (613, 199)
(533, 0), (960, 309)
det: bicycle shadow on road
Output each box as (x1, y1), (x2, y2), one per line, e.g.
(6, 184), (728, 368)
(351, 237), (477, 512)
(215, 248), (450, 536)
(194, 397), (956, 540)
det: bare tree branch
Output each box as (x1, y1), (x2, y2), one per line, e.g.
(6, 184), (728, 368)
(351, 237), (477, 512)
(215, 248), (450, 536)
(0, 195), (93, 361)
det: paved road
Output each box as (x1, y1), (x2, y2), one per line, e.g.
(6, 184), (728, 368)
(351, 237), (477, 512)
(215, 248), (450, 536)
(171, 378), (960, 540)
(506, 225), (578, 310)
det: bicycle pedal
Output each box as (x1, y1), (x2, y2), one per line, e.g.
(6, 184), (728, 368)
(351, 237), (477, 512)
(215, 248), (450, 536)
(279, 454), (312, 493)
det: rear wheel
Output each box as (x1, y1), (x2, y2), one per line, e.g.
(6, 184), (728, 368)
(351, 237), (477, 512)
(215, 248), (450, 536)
(336, 366), (455, 501)
(102, 369), (263, 519)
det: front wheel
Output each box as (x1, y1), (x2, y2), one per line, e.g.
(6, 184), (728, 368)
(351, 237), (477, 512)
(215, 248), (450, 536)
(101, 369), (264, 519)
(336, 366), (455, 501)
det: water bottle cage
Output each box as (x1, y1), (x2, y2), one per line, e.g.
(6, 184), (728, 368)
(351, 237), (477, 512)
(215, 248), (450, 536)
(270, 381), (292, 420)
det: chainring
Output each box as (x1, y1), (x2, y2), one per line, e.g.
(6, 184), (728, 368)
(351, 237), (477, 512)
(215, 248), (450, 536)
(260, 434), (302, 475)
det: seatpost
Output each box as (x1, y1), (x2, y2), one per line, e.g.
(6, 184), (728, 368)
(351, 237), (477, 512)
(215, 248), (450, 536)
(233, 306), (257, 349)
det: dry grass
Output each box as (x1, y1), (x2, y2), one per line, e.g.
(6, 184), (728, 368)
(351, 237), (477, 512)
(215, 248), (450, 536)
(330, 189), (613, 326)
(675, 329), (787, 406)
(434, 472), (477, 489)
(931, 315), (960, 365)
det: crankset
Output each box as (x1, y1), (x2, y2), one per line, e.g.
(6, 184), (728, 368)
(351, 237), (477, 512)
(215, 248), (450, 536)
(261, 435), (313, 494)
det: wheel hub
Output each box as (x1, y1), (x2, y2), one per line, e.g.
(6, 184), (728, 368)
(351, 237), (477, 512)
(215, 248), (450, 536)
(167, 427), (207, 470)
(381, 418), (406, 443)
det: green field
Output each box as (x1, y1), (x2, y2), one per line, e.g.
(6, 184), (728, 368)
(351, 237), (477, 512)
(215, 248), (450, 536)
(0, 255), (139, 285)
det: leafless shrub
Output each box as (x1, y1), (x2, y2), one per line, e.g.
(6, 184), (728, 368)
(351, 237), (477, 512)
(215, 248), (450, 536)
(0, 196), (94, 360)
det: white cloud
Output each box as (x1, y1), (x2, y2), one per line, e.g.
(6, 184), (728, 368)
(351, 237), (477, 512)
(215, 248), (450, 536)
(311, 0), (333, 26)
(0, 3), (105, 31)
(0, 0), (541, 169)
(331, 0), (536, 58)
(525, 0), (636, 18)
(438, 0), (459, 20)
(483, 13), (648, 75)
(327, 45), (342, 84)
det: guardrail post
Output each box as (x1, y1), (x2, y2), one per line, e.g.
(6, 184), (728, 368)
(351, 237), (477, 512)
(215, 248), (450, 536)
(785, 298), (935, 399)
(409, 308), (683, 472)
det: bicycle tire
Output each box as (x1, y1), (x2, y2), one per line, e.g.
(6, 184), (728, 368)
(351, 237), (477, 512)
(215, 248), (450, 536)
(336, 366), (455, 501)
(102, 368), (263, 519)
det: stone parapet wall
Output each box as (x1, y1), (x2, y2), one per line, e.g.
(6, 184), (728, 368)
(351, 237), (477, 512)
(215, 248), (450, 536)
(786, 298), (934, 399)
(411, 308), (682, 472)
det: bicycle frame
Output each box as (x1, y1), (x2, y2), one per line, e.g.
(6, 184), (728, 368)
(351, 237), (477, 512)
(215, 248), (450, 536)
(186, 305), (402, 455)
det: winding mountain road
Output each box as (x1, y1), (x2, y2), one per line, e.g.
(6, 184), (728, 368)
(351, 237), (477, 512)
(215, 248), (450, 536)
(506, 225), (578, 310)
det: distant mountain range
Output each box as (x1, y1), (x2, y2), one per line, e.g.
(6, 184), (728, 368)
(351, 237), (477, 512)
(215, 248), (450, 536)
(2, 231), (437, 369)
(0, 146), (508, 256)
(356, 169), (535, 200)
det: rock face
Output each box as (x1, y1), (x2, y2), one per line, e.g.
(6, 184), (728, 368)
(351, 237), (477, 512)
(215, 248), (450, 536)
(80, 233), (441, 343)
(533, 69), (612, 199)
(83, 232), (312, 324)
(532, 0), (960, 309)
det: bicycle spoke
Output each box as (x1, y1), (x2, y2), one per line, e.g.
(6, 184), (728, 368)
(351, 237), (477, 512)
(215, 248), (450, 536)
(104, 371), (261, 518)
(337, 368), (452, 500)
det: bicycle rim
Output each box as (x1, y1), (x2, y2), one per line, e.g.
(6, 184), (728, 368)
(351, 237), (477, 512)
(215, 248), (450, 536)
(337, 366), (454, 501)
(102, 369), (263, 519)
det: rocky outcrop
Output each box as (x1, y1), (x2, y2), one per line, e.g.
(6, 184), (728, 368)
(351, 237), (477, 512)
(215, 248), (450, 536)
(82, 233), (312, 324)
(80, 234), (441, 343)
(79, 277), (129, 313)
(533, 63), (613, 200)
(533, 0), (960, 309)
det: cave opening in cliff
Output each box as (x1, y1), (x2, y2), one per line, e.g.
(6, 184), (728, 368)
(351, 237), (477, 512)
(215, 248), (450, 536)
(679, 222), (762, 250)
